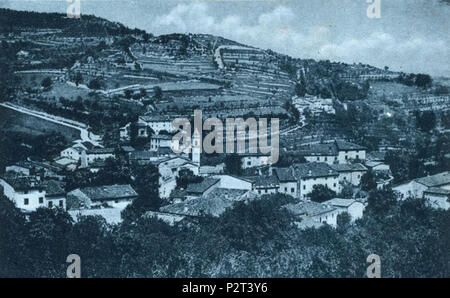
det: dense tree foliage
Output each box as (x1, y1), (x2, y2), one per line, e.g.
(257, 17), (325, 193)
(0, 190), (449, 277)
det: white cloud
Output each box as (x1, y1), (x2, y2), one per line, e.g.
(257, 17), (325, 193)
(153, 3), (449, 76)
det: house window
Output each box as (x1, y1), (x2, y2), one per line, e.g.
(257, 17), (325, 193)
(59, 200), (64, 207)
(345, 156), (348, 160)
(284, 187), (288, 192)
(356, 155), (359, 159)
(303, 185), (306, 190)
(291, 188), (295, 193)
(48, 201), (53, 208)
(258, 190), (261, 194)
(325, 157), (328, 161)
(24, 198), (29, 205)
(334, 183), (337, 187)
(317, 157), (320, 161)
(247, 161), (251, 166)
(39, 197), (44, 204)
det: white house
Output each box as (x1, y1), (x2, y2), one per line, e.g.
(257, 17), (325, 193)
(330, 163), (367, 186)
(291, 162), (340, 200)
(273, 168), (298, 198)
(61, 146), (84, 161)
(284, 201), (340, 229)
(239, 153), (271, 169)
(300, 140), (366, 165)
(335, 140), (366, 164)
(67, 184), (138, 210)
(393, 171), (450, 200)
(139, 115), (176, 135)
(0, 175), (46, 212)
(325, 198), (365, 222)
(0, 175), (66, 211)
(86, 148), (115, 163)
(150, 134), (174, 152)
(246, 175), (280, 196)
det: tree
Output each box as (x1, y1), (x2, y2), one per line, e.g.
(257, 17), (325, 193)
(88, 78), (102, 90)
(308, 185), (337, 203)
(415, 74), (432, 88)
(139, 88), (147, 98)
(74, 72), (83, 86)
(153, 86), (162, 101)
(176, 169), (203, 190)
(41, 76), (53, 90)
(360, 170), (377, 192)
(415, 111), (436, 132)
(124, 89), (133, 99)
(0, 191), (31, 277)
(224, 154), (243, 176)
(32, 132), (67, 160)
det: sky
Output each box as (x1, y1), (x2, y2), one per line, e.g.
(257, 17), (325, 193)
(1, 0), (449, 76)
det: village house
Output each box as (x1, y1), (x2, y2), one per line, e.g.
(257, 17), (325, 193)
(284, 201), (340, 229)
(393, 171), (450, 200)
(67, 184), (138, 210)
(273, 167), (298, 198)
(239, 153), (272, 169)
(139, 115), (176, 135)
(184, 178), (220, 200)
(330, 163), (367, 186)
(41, 180), (67, 209)
(324, 198), (365, 222)
(300, 140), (366, 165)
(149, 134), (174, 152)
(0, 174), (66, 212)
(365, 151), (391, 172)
(85, 148), (116, 163)
(246, 175), (280, 196)
(291, 162), (340, 200)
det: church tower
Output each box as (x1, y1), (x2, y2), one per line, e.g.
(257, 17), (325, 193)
(192, 128), (201, 166)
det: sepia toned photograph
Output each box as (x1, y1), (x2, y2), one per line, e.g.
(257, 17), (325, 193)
(0, 0), (448, 283)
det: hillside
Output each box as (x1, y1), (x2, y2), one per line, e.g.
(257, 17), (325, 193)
(0, 8), (144, 36)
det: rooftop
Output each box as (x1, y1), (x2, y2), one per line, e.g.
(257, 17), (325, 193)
(160, 195), (233, 217)
(415, 172), (450, 188)
(335, 140), (366, 151)
(325, 198), (358, 208)
(273, 168), (297, 182)
(284, 201), (336, 217)
(423, 187), (450, 196)
(186, 178), (220, 195)
(0, 174), (43, 191)
(78, 184), (138, 201)
(330, 163), (367, 172)
(42, 180), (66, 197)
(292, 162), (338, 179)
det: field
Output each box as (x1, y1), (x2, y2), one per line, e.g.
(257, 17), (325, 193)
(0, 106), (80, 142)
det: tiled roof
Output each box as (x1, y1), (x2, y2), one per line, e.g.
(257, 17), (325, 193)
(79, 184), (138, 201)
(245, 175), (279, 188)
(42, 180), (66, 197)
(299, 143), (338, 156)
(1, 174), (43, 191)
(330, 163), (367, 172)
(284, 201), (336, 217)
(423, 187), (450, 196)
(335, 140), (366, 151)
(325, 198), (357, 208)
(87, 148), (115, 155)
(415, 172), (450, 187)
(160, 196), (233, 217)
(186, 178), (220, 195)
(273, 168), (297, 182)
(292, 162), (338, 179)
